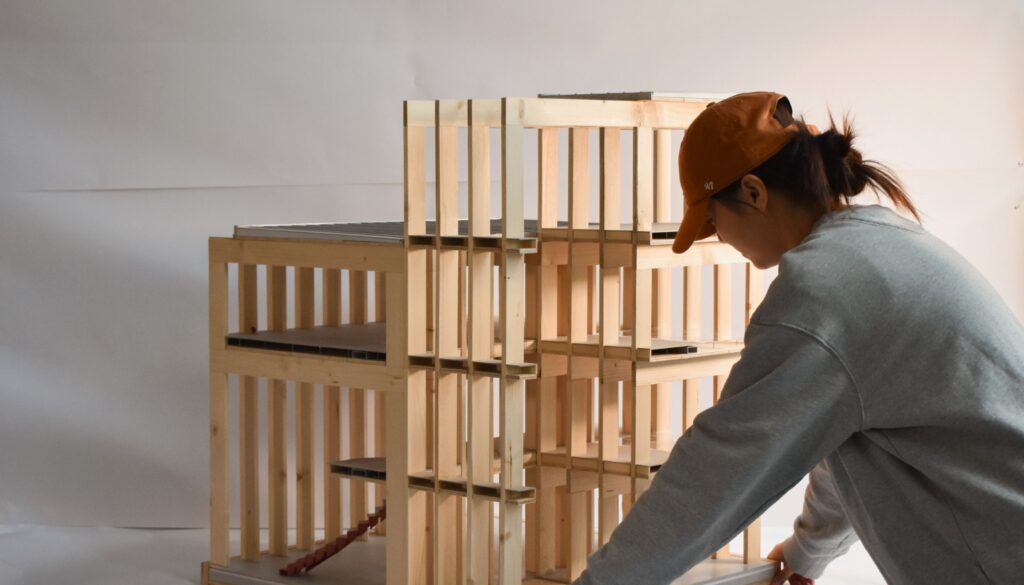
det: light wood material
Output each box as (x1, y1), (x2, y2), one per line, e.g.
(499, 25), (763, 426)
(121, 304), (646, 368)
(565, 124), (592, 582)
(204, 93), (778, 585)
(238, 264), (260, 561)
(373, 271), (387, 535)
(350, 270), (370, 540)
(208, 256), (229, 566)
(210, 237), (403, 274)
(295, 267), (315, 551)
(651, 128), (674, 452)
(598, 127), (622, 547)
(683, 265), (702, 431)
(466, 99), (494, 585)
(267, 265), (289, 555)
(432, 100), (459, 584)
(498, 97), (526, 585)
(323, 268), (342, 541)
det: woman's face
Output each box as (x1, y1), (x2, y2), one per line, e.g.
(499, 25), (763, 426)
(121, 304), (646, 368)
(705, 174), (807, 269)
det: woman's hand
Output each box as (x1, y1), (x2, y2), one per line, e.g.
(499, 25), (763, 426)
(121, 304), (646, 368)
(767, 542), (815, 585)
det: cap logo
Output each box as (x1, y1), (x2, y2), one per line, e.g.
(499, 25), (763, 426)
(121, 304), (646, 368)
(704, 180), (714, 191)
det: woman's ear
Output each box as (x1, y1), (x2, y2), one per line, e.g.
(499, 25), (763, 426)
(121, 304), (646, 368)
(739, 174), (770, 213)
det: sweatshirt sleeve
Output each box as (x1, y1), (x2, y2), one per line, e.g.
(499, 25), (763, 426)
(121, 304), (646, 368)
(573, 320), (864, 585)
(779, 459), (860, 579)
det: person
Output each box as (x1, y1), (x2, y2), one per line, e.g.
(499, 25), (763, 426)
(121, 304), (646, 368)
(572, 91), (1024, 585)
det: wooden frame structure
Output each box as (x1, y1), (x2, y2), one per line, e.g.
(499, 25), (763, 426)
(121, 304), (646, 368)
(202, 93), (778, 585)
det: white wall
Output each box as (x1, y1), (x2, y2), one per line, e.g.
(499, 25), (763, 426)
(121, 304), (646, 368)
(1, 0), (1021, 536)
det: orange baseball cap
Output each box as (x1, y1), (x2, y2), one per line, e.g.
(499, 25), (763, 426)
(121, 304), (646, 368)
(671, 91), (801, 254)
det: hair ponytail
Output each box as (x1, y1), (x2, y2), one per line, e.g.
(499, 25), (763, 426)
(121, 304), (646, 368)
(714, 111), (922, 224)
(816, 113), (921, 222)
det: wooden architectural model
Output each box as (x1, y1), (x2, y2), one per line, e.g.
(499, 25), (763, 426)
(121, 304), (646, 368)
(202, 92), (779, 585)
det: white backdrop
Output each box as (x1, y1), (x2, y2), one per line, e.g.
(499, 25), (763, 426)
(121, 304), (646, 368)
(1, 0), (1022, 535)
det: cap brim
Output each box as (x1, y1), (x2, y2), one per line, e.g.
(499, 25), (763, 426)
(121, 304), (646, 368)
(671, 198), (717, 254)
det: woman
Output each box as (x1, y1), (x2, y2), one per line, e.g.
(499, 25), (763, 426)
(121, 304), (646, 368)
(574, 92), (1024, 585)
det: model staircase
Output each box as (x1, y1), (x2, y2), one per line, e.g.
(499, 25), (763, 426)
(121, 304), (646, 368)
(279, 503), (387, 576)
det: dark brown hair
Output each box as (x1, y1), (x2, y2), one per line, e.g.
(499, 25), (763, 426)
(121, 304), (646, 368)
(713, 113), (922, 223)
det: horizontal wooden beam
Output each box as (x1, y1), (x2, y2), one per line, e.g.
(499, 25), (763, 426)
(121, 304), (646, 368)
(210, 237), (404, 273)
(212, 347), (398, 391)
(520, 98), (708, 129)
(404, 100), (435, 127)
(408, 97), (708, 129)
(405, 99), (503, 127)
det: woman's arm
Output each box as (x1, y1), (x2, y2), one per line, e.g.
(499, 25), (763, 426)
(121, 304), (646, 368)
(573, 320), (864, 585)
(779, 459), (860, 579)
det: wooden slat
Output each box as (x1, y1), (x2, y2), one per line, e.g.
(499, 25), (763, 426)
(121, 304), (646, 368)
(564, 124), (591, 581)
(502, 98), (525, 240)
(539, 128), (558, 230)
(210, 237), (403, 274)
(533, 129), (560, 576)
(267, 265), (289, 555)
(598, 127), (622, 547)
(433, 100), (460, 585)
(651, 129), (674, 452)
(524, 260), (539, 573)
(633, 126), (654, 232)
(208, 255), (229, 566)
(714, 265), (734, 341)
(466, 99), (494, 585)
(498, 97), (526, 585)
(238, 264), (259, 560)
(373, 271), (387, 535)
(569, 127), (589, 229)
(519, 98), (708, 129)
(683, 265), (701, 431)
(407, 98), (501, 127)
(405, 102), (429, 236)
(745, 517), (763, 562)
(404, 100), (435, 127)
(295, 267), (315, 551)
(349, 270), (369, 540)
(713, 264), (734, 405)
(606, 239), (747, 269)
(386, 263), (429, 585)
(212, 346), (394, 390)
(322, 268), (342, 541)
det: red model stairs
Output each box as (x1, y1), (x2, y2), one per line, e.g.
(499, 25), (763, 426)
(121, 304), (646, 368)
(279, 503), (387, 576)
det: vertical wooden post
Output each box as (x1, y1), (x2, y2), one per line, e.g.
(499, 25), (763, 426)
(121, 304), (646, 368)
(432, 100), (460, 585)
(323, 268), (342, 541)
(238, 263), (260, 560)
(466, 99), (493, 585)
(295, 266), (315, 551)
(498, 96), (526, 585)
(565, 125), (590, 581)
(713, 265), (733, 403)
(682, 265), (702, 431)
(597, 127), (621, 546)
(389, 99), (432, 585)
(630, 126), (654, 507)
(208, 252), (229, 566)
(374, 271), (388, 536)
(651, 129), (674, 451)
(532, 126), (560, 577)
(268, 265), (289, 554)
(350, 270), (369, 538)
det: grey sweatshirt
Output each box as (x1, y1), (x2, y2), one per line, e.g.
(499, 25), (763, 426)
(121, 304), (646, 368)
(575, 204), (1024, 584)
